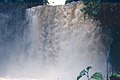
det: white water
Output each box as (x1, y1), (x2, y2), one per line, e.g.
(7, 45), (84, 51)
(0, 2), (111, 80)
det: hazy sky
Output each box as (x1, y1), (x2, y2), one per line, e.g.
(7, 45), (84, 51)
(48, 0), (66, 5)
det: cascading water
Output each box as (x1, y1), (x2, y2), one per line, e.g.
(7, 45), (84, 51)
(0, 2), (111, 80)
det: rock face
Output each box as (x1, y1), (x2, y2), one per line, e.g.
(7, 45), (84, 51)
(0, 2), (118, 80)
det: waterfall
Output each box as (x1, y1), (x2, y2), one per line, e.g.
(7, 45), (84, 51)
(0, 2), (111, 80)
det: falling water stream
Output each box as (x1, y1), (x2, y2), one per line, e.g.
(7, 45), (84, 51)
(0, 2), (112, 80)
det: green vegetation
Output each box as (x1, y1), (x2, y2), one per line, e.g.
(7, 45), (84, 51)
(65, 0), (101, 18)
(65, 0), (120, 4)
(0, 0), (49, 5)
(81, 0), (101, 19)
(77, 66), (103, 80)
(65, 0), (79, 4)
(110, 74), (120, 80)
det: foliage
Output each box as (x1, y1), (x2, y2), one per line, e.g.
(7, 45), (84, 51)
(64, 0), (110, 4)
(65, 0), (120, 4)
(65, 0), (101, 18)
(91, 72), (103, 80)
(77, 69), (86, 80)
(81, 0), (101, 19)
(110, 74), (120, 80)
(77, 66), (103, 80)
(65, 0), (80, 4)
(0, 0), (49, 5)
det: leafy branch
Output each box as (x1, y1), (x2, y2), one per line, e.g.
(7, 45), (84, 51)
(77, 66), (103, 80)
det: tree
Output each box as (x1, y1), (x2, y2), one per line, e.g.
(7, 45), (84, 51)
(65, 0), (80, 4)
(0, 0), (49, 5)
(65, 0), (120, 4)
